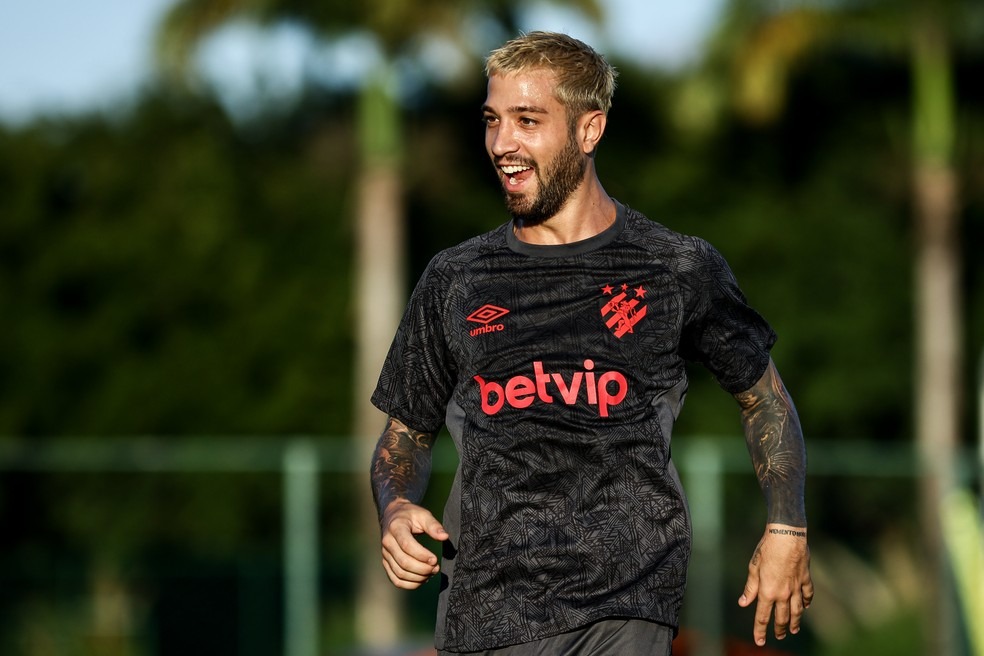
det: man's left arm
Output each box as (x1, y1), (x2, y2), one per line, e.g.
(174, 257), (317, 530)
(733, 358), (814, 647)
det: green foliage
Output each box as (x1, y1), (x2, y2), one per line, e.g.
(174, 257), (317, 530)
(817, 606), (925, 656)
(0, 94), (356, 437)
(602, 52), (927, 441)
(1, 20), (984, 652)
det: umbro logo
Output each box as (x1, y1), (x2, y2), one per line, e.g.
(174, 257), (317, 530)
(467, 304), (509, 337)
(467, 305), (510, 324)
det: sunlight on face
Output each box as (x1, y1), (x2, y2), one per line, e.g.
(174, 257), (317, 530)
(483, 70), (588, 225)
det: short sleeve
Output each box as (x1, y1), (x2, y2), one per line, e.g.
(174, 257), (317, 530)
(371, 255), (457, 434)
(678, 238), (776, 394)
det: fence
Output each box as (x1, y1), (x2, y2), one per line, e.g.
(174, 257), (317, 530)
(0, 436), (979, 656)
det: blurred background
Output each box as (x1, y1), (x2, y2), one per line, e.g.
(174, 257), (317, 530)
(0, 0), (982, 654)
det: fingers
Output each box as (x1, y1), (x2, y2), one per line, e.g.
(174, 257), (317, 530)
(381, 527), (439, 587)
(381, 547), (437, 589)
(379, 502), (448, 589)
(748, 584), (815, 645)
(744, 585), (814, 645)
(388, 520), (440, 563)
(789, 591), (805, 636)
(738, 577), (759, 608)
(424, 516), (450, 542)
(753, 597), (774, 647)
(741, 560), (815, 645)
(772, 598), (790, 641)
(738, 551), (761, 608)
(790, 577), (815, 636)
(802, 578), (815, 609)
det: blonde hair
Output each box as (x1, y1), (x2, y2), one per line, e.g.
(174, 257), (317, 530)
(485, 31), (618, 118)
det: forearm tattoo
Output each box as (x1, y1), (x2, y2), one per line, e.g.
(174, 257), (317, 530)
(370, 417), (436, 519)
(734, 360), (808, 527)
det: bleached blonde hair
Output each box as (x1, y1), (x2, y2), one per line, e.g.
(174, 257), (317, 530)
(485, 31), (618, 119)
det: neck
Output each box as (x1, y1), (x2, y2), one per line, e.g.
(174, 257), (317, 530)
(512, 176), (616, 246)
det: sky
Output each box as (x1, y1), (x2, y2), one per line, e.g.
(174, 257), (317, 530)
(0, 0), (724, 124)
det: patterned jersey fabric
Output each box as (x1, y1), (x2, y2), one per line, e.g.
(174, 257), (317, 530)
(372, 201), (776, 652)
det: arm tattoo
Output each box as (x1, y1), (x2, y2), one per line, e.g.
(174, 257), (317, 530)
(370, 416), (436, 520)
(734, 360), (808, 527)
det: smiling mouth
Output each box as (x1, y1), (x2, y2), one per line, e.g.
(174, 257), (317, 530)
(498, 163), (534, 187)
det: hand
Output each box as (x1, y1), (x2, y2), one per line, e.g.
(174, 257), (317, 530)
(379, 499), (449, 590)
(738, 524), (814, 646)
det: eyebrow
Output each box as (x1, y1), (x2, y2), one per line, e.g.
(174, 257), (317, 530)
(481, 104), (550, 115)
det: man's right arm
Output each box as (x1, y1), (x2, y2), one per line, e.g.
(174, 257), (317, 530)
(370, 416), (448, 589)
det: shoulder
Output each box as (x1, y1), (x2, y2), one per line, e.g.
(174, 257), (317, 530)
(411, 222), (511, 298)
(618, 204), (723, 272)
(426, 222), (510, 272)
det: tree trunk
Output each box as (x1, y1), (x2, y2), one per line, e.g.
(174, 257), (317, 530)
(88, 560), (136, 655)
(912, 10), (962, 656)
(352, 64), (407, 650)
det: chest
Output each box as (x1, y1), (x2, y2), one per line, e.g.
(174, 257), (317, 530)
(449, 260), (683, 379)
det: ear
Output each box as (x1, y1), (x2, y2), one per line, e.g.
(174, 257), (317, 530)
(578, 110), (608, 155)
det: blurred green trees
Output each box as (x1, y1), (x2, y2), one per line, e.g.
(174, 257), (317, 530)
(0, 1), (983, 654)
(0, 96), (356, 435)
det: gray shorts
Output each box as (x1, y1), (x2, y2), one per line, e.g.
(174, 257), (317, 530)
(437, 619), (674, 656)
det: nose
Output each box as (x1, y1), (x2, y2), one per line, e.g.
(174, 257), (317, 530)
(488, 125), (518, 159)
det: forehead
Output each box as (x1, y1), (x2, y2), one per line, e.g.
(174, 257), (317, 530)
(484, 68), (564, 114)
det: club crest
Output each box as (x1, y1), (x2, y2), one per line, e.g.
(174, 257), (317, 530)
(600, 283), (648, 338)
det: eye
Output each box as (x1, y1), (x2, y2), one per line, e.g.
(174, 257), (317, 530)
(519, 116), (537, 127)
(482, 114), (499, 127)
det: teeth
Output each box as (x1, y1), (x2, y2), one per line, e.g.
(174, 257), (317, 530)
(510, 177), (518, 185)
(501, 165), (530, 175)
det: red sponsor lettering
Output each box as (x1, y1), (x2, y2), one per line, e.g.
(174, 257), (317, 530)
(474, 359), (628, 418)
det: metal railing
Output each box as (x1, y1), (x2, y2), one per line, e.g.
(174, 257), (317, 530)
(0, 436), (978, 656)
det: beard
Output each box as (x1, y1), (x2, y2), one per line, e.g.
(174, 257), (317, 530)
(500, 135), (587, 227)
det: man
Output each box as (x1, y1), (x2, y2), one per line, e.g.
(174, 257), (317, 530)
(370, 31), (812, 655)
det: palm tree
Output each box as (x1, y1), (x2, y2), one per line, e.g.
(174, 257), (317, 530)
(153, 2), (601, 650)
(909, 7), (963, 654)
(675, 1), (971, 653)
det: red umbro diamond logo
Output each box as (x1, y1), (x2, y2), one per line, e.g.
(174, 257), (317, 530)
(466, 304), (510, 324)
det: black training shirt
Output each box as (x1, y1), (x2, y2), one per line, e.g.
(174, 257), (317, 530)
(372, 201), (776, 652)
